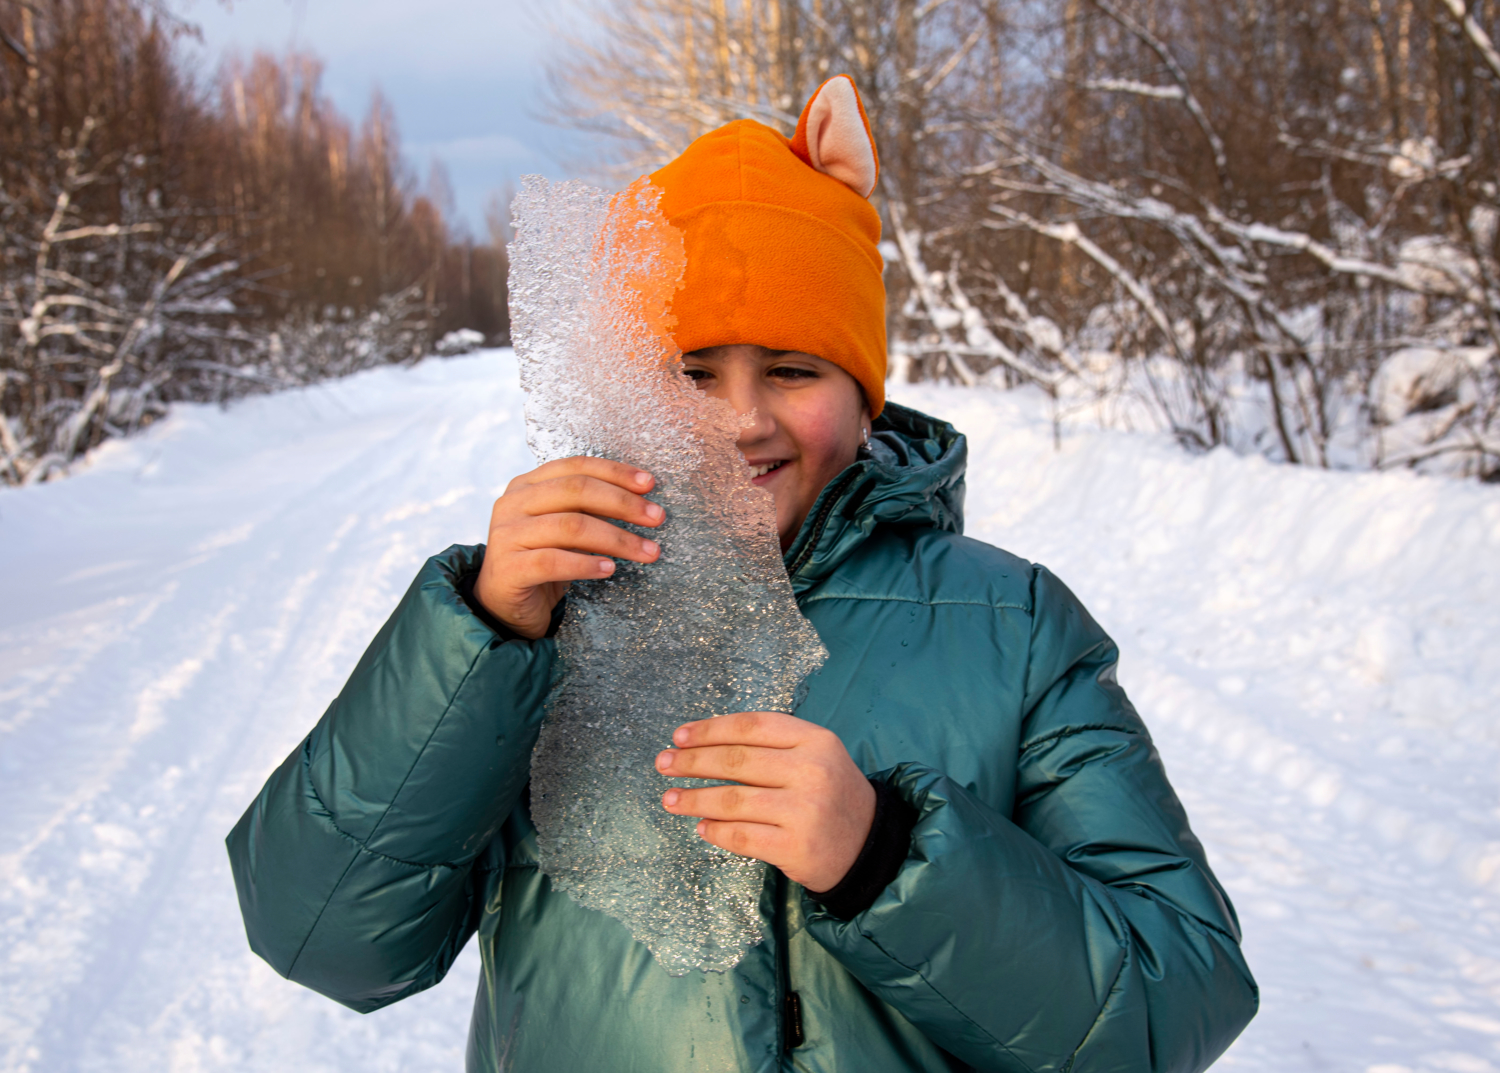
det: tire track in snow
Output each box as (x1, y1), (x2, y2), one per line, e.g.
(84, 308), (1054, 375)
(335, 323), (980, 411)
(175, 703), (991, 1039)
(0, 588), (176, 740)
(3, 357), (1495, 1072)
(0, 586), (234, 1070)
(1, 356), (527, 1071)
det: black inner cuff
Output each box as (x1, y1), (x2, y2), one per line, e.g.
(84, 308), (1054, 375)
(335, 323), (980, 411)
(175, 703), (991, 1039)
(808, 776), (918, 920)
(457, 568), (565, 642)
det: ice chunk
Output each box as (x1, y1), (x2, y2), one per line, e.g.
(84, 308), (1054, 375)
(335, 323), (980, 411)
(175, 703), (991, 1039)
(508, 175), (829, 975)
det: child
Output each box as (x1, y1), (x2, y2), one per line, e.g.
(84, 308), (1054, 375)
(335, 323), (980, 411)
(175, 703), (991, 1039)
(228, 75), (1257, 1072)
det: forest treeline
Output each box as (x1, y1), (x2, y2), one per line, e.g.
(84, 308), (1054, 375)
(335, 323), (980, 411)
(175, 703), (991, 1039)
(551, 0), (1500, 478)
(7, 0), (1499, 483)
(0, 0), (508, 483)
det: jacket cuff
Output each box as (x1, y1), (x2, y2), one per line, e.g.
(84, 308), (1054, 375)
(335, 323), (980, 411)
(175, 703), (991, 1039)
(457, 566), (565, 642)
(808, 776), (918, 919)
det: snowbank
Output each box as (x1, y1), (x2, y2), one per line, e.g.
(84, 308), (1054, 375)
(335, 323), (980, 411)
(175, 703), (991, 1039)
(1, 350), (1496, 1071)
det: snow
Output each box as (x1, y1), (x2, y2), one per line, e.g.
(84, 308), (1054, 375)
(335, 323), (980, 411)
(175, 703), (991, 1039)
(2, 349), (1498, 1072)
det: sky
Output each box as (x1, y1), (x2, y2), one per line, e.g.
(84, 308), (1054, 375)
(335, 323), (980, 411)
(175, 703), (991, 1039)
(176, 0), (595, 236)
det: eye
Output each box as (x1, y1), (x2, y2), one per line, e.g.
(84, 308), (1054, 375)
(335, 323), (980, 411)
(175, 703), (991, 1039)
(768, 365), (818, 382)
(682, 368), (712, 383)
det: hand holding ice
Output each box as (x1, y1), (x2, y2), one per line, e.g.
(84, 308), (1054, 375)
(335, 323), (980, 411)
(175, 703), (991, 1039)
(509, 175), (828, 975)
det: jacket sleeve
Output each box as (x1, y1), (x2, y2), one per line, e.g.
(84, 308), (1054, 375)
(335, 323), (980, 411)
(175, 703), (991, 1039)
(804, 565), (1258, 1073)
(225, 544), (554, 1013)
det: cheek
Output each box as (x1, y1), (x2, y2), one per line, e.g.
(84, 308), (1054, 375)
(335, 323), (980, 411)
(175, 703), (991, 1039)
(786, 396), (861, 479)
(797, 426), (852, 476)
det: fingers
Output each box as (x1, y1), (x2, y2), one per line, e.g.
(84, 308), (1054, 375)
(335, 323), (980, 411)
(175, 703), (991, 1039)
(515, 512), (660, 564)
(506, 456), (656, 499)
(661, 783), (791, 825)
(489, 464), (664, 572)
(506, 548), (623, 587)
(670, 711), (812, 750)
(500, 472), (666, 530)
(656, 715), (870, 887)
(474, 458), (662, 636)
(692, 819), (792, 863)
(655, 742), (799, 786)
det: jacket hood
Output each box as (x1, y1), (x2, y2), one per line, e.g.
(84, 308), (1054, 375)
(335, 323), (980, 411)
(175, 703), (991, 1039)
(783, 401), (966, 593)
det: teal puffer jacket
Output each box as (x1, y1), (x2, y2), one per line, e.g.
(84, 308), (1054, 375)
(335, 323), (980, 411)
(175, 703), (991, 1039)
(228, 403), (1257, 1072)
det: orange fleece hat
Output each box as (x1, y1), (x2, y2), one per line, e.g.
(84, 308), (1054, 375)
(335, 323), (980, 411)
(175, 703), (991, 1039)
(649, 75), (888, 415)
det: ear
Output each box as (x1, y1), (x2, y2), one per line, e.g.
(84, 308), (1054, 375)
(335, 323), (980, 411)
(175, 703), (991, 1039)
(789, 75), (880, 198)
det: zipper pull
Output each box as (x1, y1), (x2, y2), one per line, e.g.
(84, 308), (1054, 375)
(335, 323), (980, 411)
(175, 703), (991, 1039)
(783, 990), (805, 1051)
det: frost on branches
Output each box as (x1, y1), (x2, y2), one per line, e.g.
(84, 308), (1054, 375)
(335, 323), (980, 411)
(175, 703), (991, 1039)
(508, 175), (828, 974)
(545, 0), (1500, 480)
(0, 118), (435, 486)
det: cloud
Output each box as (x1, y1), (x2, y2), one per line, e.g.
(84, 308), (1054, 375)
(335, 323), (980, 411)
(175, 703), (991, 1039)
(175, 0), (593, 229)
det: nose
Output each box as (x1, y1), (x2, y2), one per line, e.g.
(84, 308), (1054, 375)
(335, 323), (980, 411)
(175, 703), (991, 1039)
(715, 369), (774, 446)
(735, 402), (774, 446)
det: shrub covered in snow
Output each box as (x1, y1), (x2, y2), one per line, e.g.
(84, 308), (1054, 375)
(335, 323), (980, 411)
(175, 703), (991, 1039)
(551, 0), (1500, 482)
(435, 328), (487, 356)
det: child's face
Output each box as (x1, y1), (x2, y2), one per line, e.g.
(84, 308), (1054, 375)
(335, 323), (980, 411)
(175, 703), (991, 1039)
(682, 344), (869, 550)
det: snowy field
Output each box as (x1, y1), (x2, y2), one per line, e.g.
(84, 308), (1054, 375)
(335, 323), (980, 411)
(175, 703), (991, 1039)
(1, 348), (1498, 1073)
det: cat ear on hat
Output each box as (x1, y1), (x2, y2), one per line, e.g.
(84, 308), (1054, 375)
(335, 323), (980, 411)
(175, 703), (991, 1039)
(789, 75), (880, 198)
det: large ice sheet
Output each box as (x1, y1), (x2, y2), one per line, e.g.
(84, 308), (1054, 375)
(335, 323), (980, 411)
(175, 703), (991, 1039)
(508, 175), (829, 974)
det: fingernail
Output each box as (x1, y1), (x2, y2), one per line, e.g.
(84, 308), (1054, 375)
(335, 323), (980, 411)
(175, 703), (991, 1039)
(696, 821), (707, 837)
(663, 789), (680, 807)
(645, 503), (664, 523)
(656, 751), (673, 771)
(599, 559), (615, 575)
(673, 727), (690, 746)
(641, 539), (659, 557)
(635, 471), (652, 487)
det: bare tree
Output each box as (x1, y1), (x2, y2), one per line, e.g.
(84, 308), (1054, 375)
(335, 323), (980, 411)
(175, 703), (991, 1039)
(545, 0), (1500, 479)
(1, 0), (507, 484)
(0, 117), (254, 480)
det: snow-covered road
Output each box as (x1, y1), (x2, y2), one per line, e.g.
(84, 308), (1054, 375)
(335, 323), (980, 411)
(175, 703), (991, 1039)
(2, 350), (1497, 1072)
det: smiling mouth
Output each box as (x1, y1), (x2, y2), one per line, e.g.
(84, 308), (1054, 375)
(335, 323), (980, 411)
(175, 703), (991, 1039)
(749, 461), (787, 478)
